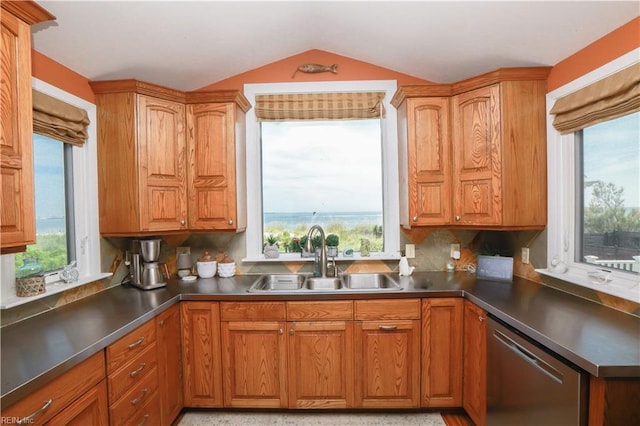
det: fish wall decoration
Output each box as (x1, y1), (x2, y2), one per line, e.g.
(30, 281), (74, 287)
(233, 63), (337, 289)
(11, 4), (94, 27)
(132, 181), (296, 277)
(292, 63), (338, 79)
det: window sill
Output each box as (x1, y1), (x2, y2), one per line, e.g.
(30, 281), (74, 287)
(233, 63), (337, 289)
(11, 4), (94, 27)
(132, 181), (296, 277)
(243, 252), (402, 263)
(536, 268), (640, 303)
(0, 273), (112, 309)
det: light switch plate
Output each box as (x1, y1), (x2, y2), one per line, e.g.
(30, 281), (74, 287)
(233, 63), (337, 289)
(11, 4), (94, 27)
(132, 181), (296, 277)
(405, 244), (415, 259)
(522, 247), (530, 264)
(450, 244), (460, 258)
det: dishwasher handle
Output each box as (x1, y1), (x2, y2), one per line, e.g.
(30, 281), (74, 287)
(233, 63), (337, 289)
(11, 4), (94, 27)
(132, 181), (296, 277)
(493, 328), (565, 385)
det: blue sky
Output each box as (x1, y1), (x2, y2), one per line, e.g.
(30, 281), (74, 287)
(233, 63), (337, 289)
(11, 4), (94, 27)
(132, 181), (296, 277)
(583, 112), (640, 208)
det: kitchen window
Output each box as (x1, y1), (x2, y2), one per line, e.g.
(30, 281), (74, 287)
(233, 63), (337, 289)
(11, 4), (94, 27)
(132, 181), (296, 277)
(544, 51), (640, 303)
(0, 80), (106, 307)
(244, 80), (400, 260)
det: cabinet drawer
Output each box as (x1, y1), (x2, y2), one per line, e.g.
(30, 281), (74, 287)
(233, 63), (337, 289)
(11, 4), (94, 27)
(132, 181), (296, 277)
(107, 320), (156, 374)
(109, 367), (158, 426)
(287, 301), (353, 320)
(2, 351), (105, 425)
(355, 299), (421, 320)
(221, 302), (286, 321)
(122, 391), (160, 426)
(107, 342), (158, 404)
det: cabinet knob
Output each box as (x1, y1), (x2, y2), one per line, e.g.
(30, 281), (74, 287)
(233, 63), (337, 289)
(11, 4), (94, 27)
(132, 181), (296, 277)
(278, 328), (284, 335)
(412, 216), (418, 222)
(159, 319), (165, 326)
(478, 316), (485, 322)
(455, 215), (461, 221)
(228, 219), (234, 225)
(181, 219), (186, 226)
(289, 329), (295, 335)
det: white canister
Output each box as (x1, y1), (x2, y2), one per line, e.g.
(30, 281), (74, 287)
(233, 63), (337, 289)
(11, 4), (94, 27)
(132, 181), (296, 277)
(197, 261), (217, 278)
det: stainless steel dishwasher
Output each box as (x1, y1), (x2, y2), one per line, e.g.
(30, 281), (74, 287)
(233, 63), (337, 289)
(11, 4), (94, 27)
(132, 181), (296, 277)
(487, 316), (588, 426)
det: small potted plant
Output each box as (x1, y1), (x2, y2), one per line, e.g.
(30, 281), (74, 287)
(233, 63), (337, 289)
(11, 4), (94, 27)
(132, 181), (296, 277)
(263, 234), (280, 259)
(325, 234), (339, 257)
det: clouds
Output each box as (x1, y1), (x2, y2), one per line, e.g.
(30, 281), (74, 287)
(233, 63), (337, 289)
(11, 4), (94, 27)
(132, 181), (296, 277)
(262, 120), (383, 213)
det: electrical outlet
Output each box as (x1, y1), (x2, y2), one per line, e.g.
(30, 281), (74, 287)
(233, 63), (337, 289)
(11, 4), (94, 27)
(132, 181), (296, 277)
(405, 244), (415, 259)
(176, 246), (191, 257)
(450, 243), (460, 258)
(522, 247), (530, 264)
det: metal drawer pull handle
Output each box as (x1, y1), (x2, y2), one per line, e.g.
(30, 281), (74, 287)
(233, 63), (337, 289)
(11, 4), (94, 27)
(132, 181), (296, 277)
(129, 363), (147, 377)
(128, 337), (145, 349)
(131, 388), (148, 405)
(17, 399), (52, 424)
(378, 325), (398, 331)
(137, 413), (150, 426)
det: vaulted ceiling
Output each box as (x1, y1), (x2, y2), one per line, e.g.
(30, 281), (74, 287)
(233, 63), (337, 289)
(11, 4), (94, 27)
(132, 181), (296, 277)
(32, 1), (639, 91)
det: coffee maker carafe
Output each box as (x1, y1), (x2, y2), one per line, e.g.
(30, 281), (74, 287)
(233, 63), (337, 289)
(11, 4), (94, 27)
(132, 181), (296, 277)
(131, 239), (166, 290)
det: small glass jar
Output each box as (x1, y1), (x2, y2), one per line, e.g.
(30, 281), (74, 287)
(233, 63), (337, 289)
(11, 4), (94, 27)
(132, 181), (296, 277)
(17, 257), (44, 278)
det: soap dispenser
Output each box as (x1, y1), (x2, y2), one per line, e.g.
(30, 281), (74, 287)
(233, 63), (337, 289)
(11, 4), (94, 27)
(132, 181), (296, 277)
(399, 251), (415, 276)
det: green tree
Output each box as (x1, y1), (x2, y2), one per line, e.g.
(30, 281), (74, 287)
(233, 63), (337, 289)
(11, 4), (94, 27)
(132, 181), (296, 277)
(584, 181), (640, 233)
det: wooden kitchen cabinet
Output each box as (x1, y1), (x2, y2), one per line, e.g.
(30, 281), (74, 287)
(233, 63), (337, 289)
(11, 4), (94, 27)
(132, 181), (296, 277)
(181, 301), (223, 407)
(421, 298), (463, 407)
(186, 93), (249, 232)
(220, 302), (288, 408)
(0, 1), (53, 252)
(156, 304), (183, 425)
(287, 301), (355, 408)
(392, 68), (549, 229)
(396, 96), (452, 227)
(90, 80), (188, 235)
(463, 300), (487, 426)
(354, 299), (421, 408)
(106, 318), (159, 426)
(2, 351), (106, 425)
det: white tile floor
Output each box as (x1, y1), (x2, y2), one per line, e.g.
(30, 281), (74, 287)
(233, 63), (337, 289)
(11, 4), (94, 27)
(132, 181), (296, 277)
(178, 410), (446, 426)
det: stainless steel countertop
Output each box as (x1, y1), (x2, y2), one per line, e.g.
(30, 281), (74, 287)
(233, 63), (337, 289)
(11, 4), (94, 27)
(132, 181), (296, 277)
(2, 272), (639, 409)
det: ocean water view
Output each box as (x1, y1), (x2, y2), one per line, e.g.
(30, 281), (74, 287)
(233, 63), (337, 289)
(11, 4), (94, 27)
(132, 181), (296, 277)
(264, 211), (382, 229)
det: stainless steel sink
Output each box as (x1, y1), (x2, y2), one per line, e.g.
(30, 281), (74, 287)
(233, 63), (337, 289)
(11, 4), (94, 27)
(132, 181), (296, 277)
(247, 273), (401, 293)
(342, 273), (401, 290)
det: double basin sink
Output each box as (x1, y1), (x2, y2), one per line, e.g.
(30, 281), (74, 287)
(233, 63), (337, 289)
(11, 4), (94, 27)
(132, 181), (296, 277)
(247, 273), (402, 293)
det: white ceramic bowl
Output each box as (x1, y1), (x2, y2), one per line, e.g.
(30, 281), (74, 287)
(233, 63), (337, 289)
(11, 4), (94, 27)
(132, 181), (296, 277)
(196, 260), (217, 278)
(217, 262), (236, 278)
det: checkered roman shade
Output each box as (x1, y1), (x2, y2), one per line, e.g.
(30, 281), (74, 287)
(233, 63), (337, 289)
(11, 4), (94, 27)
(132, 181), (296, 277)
(254, 92), (385, 121)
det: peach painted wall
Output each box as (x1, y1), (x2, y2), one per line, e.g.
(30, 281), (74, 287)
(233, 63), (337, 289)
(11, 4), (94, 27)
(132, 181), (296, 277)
(197, 49), (431, 91)
(547, 16), (640, 92)
(31, 50), (95, 103)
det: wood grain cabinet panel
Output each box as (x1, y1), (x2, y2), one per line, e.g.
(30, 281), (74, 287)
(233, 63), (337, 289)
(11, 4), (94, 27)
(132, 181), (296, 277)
(422, 298), (463, 407)
(288, 321), (354, 408)
(463, 300), (487, 426)
(47, 380), (108, 426)
(180, 302), (223, 407)
(156, 304), (183, 426)
(0, 2), (52, 250)
(186, 102), (246, 231)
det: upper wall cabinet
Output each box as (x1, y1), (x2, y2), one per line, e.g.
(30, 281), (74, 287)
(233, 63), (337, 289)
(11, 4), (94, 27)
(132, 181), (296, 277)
(89, 81), (249, 235)
(186, 92), (249, 232)
(393, 68), (550, 230)
(0, 1), (54, 251)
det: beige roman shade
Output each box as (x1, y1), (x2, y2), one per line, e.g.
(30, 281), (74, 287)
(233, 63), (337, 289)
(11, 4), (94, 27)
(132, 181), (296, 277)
(32, 90), (90, 146)
(550, 63), (640, 134)
(254, 92), (385, 121)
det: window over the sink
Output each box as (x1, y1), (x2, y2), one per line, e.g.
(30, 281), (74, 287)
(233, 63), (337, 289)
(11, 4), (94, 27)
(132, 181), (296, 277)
(545, 50), (640, 303)
(244, 80), (400, 260)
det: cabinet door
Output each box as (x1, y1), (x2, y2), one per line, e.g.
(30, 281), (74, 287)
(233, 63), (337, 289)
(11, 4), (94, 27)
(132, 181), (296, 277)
(463, 300), (487, 426)
(181, 302), (223, 407)
(186, 103), (238, 230)
(137, 95), (187, 231)
(0, 11), (35, 249)
(156, 304), (183, 425)
(406, 97), (451, 225)
(422, 298), (463, 407)
(451, 84), (502, 226)
(221, 321), (288, 408)
(355, 320), (421, 408)
(288, 321), (354, 408)
(47, 380), (108, 426)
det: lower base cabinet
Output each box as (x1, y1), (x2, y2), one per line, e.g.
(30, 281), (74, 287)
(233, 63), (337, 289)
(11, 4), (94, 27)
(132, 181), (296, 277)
(463, 300), (487, 426)
(47, 380), (108, 426)
(156, 304), (183, 425)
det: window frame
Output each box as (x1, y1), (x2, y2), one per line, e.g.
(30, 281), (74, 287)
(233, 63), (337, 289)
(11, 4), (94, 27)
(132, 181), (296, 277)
(243, 80), (400, 261)
(541, 48), (640, 303)
(0, 78), (108, 308)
